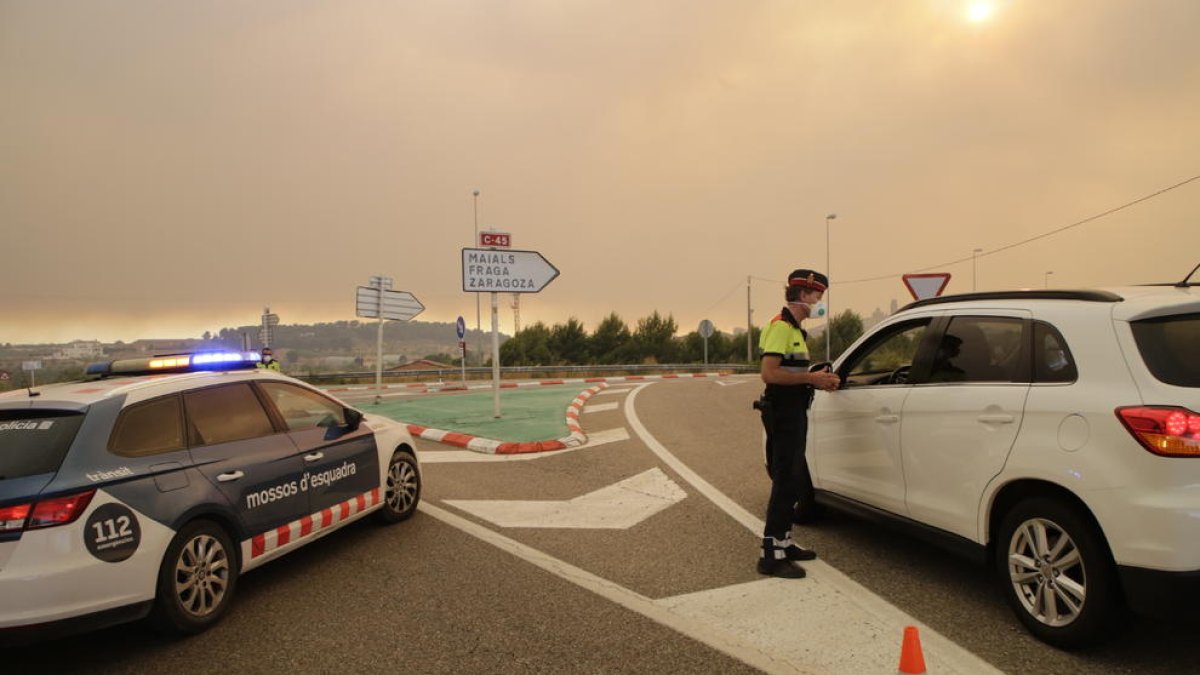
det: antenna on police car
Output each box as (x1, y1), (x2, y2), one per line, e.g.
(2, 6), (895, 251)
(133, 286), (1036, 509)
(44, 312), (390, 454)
(1176, 261), (1200, 288)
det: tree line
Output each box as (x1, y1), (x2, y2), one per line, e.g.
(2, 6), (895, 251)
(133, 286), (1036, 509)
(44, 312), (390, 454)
(497, 309), (870, 366)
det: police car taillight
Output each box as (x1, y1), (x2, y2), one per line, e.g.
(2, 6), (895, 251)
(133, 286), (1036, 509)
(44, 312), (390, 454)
(0, 490), (96, 533)
(26, 490), (96, 529)
(0, 503), (32, 533)
(1117, 406), (1200, 457)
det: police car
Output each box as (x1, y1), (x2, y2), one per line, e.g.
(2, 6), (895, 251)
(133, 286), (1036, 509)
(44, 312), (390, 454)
(0, 352), (421, 643)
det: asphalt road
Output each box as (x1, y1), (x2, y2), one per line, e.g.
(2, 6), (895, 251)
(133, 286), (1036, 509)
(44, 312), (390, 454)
(7, 376), (1200, 673)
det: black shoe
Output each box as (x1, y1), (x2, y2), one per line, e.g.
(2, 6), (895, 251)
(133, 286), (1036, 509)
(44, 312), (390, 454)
(785, 545), (817, 561)
(757, 558), (807, 579)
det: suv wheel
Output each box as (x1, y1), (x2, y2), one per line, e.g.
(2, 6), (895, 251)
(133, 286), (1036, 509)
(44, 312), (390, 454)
(377, 449), (421, 523)
(996, 497), (1123, 649)
(150, 519), (238, 635)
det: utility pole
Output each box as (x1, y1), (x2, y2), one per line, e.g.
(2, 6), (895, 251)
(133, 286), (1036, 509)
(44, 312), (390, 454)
(746, 275), (753, 363)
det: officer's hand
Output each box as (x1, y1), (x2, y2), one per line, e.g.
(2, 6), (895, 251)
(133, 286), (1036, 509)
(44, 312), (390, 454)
(812, 371), (841, 392)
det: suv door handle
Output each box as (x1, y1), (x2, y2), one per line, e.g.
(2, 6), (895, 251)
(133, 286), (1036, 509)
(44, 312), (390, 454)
(217, 471), (244, 482)
(304, 452), (325, 463)
(978, 414), (1015, 424)
(875, 414), (900, 424)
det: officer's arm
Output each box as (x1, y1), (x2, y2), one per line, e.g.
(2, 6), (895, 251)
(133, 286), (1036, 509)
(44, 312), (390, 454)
(761, 354), (823, 386)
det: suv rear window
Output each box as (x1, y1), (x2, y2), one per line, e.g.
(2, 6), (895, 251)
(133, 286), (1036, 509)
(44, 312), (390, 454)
(0, 410), (86, 480)
(1131, 313), (1200, 387)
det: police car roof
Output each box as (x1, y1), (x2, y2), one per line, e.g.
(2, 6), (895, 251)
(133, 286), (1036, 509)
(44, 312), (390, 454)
(0, 368), (288, 409)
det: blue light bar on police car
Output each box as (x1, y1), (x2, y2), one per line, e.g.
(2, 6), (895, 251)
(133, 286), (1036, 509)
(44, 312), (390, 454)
(87, 351), (263, 378)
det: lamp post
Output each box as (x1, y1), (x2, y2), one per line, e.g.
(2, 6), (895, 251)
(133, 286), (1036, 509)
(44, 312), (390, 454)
(825, 213), (837, 361)
(1045, 270), (1054, 289)
(473, 190), (481, 364)
(972, 248), (983, 292)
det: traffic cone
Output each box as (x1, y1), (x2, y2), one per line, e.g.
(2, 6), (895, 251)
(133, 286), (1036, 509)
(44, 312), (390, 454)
(898, 625), (927, 674)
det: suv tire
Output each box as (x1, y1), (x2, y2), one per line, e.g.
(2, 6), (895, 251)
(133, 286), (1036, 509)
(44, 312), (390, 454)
(996, 497), (1123, 649)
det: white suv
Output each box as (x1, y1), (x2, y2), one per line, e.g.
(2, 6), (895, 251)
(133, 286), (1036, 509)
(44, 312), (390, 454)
(809, 284), (1200, 648)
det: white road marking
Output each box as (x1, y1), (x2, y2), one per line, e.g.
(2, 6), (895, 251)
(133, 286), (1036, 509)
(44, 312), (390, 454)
(623, 382), (1000, 675)
(715, 379), (748, 387)
(418, 427), (629, 464)
(420, 502), (813, 675)
(596, 387), (634, 396)
(583, 402), (619, 413)
(444, 468), (686, 529)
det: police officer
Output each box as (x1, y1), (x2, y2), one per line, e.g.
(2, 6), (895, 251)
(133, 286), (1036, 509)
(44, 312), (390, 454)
(258, 347), (281, 372)
(755, 268), (841, 578)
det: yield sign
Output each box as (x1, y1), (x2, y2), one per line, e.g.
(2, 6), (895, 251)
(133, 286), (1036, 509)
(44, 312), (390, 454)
(443, 468), (686, 529)
(902, 273), (952, 301)
(462, 248), (560, 294)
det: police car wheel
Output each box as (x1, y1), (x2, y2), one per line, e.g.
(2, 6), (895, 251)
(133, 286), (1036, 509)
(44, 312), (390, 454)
(150, 519), (239, 635)
(378, 449), (421, 524)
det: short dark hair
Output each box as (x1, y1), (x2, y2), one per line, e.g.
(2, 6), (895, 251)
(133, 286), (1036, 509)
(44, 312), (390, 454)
(786, 285), (805, 302)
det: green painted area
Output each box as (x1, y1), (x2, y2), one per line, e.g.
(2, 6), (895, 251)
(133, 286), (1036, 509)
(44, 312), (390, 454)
(371, 386), (587, 442)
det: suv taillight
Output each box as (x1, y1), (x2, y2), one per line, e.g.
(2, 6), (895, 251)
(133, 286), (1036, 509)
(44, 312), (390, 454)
(0, 490), (96, 534)
(1117, 406), (1200, 457)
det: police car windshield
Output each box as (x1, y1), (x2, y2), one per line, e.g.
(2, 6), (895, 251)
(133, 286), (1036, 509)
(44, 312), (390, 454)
(0, 410), (86, 481)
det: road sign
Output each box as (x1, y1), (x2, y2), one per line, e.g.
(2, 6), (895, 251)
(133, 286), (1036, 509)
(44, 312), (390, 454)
(22, 361), (42, 371)
(462, 248), (559, 294)
(902, 273), (952, 301)
(479, 231), (512, 248)
(698, 319), (715, 339)
(369, 275), (394, 290)
(258, 327), (273, 346)
(456, 316), (466, 339)
(262, 313), (279, 326)
(356, 287), (425, 321)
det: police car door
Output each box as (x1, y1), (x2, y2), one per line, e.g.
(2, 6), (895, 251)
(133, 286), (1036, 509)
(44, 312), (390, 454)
(255, 383), (379, 516)
(183, 382), (309, 540)
(900, 313), (1030, 541)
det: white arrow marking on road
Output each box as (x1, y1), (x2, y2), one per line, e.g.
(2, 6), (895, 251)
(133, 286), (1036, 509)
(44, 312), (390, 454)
(583, 402), (619, 414)
(715, 380), (748, 387)
(444, 468), (685, 528)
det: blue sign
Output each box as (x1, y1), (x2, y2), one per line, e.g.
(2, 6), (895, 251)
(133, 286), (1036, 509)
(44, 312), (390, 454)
(456, 316), (466, 339)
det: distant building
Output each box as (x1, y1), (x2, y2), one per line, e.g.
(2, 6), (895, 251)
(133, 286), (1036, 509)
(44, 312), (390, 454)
(53, 341), (104, 360)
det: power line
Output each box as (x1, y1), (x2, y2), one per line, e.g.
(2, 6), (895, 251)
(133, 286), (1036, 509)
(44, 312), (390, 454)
(841, 173), (1200, 285)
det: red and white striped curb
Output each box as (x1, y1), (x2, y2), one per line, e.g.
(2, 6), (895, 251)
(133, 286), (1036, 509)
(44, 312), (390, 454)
(244, 487), (381, 562)
(324, 372), (728, 394)
(405, 382), (609, 455)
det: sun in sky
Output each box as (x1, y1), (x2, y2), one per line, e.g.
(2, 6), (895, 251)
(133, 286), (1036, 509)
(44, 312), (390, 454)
(966, 1), (996, 23)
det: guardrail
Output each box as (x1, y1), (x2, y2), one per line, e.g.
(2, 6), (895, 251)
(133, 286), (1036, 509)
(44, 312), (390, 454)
(296, 363), (757, 385)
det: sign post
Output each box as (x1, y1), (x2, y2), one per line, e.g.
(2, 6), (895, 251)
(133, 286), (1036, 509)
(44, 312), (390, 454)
(456, 316), (467, 386)
(462, 246), (560, 418)
(356, 277), (424, 404)
(21, 361), (41, 388)
(901, 273), (953, 301)
(698, 319), (715, 366)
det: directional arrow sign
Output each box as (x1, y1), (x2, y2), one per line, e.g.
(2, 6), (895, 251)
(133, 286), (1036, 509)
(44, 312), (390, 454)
(462, 248), (560, 294)
(356, 287), (425, 321)
(443, 468), (686, 529)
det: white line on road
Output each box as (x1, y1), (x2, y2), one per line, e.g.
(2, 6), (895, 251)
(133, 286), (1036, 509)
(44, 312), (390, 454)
(419, 502), (814, 675)
(623, 383), (1001, 675)
(583, 402), (619, 414)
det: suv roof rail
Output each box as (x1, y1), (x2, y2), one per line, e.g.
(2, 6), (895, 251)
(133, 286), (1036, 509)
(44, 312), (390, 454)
(899, 289), (1124, 312)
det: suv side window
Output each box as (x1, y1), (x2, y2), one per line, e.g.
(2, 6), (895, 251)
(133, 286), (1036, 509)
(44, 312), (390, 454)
(1131, 313), (1200, 387)
(928, 316), (1024, 383)
(258, 382), (346, 431)
(108, 395), (186, 457)
(183, 383), (276, 446)
(1033, 321), (1077, 383)
(842, 319), (931, 387)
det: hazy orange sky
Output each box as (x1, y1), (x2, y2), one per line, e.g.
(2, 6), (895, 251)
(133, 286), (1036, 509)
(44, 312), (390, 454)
(3, 1), (1198, 344)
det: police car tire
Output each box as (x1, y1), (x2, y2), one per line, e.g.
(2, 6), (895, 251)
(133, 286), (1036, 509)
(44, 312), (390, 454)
(377, 449), (421, 524)
(149, 519), (239, 636)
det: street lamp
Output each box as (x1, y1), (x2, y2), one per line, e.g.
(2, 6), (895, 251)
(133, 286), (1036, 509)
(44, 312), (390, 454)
(825, 213), (837, 361)
(1045, 270), (1054, 288)
(473, 190), (481, 363)
(972, 248), (983, 292)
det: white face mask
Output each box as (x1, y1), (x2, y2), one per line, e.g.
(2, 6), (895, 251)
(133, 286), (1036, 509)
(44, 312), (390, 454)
(807, 302), (828, 319)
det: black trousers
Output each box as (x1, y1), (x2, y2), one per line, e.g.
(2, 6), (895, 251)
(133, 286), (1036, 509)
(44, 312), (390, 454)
(760, 393), (814, 541)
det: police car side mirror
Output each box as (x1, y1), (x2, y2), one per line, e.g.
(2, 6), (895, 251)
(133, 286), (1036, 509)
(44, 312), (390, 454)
(808, 362), (832, 373)
(344, 407), (363, 431)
